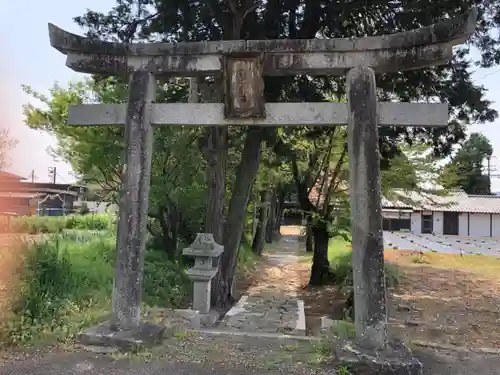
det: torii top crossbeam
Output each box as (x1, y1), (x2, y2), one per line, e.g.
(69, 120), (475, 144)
(48, 8), (477, 77)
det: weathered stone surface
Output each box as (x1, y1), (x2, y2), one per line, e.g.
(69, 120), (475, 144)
(66, 53), (128, 75)
(337, 340), (423, 375)
(183, 233), (224, 257)
(219, 295), (306, 336)
(143, 308), (201, 331)
(49, 9), (476, 56)
(111, 70), (156, 331)
(199, 309), (222, 327)
(67, 102), (449, 127)
(192, 279), (212, 314)
(49, 8), (477, 76)
(63, 44), (454, 76)
(77, 321), (164, 351)
(346, 65), (387, 349)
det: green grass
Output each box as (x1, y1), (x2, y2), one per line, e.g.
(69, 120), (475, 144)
(237, 234), (261, 275)
(11, 214), (116, 234)
(328, 238), (400, 288)
(0, 226), (261, 348)
(0, 231), (190, 347)
(300, 236), (400, 288)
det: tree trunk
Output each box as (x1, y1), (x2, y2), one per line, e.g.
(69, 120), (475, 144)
(309, 220), (331, 285)
(306, 227), (314, 252)
(211, 129), (262, 307)
(253, 189), (271, 255)
(265, 189), (276, 243)
(150, 204), (179, 260)
(190, 77), (226, 245)
(204, 126), (227, 244)
(251, 198), (258, 240)
(274, 190), (285, 236)
(306, 215), (314, 252)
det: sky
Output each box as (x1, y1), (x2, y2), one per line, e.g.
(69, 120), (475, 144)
(1, 2), (500, 188)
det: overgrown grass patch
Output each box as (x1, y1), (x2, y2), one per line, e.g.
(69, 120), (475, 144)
(0, 231), (190, 348)
(388, 248), (500, 278)
(10, 214), (115, 234)
(328, 238), (400, 288)
(237, 235), (261, 275)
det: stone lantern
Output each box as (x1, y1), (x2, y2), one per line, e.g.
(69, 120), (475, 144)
(182, 233), (224, 314)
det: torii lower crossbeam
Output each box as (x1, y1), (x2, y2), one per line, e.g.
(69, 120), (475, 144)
(67, 102), (448, 127)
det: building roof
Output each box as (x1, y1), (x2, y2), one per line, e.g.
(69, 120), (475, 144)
(0, 184), (79, 196)
(0, 171), (26, 181)
(382, 190), (500, 214)
(0, 192), (41, 199)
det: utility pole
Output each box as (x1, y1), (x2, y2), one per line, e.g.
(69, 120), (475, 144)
(487, 155), (492, 194)
(48, 167), (56, 184)
(30, 169), (35, 183)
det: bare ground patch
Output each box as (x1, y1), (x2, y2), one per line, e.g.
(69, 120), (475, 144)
(296, 246), (500, 349)
(386, 250), (500, 349)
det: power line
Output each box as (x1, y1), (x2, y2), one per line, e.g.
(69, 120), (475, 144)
(475, 68), (500, 80)
(55, 170), (69, 184)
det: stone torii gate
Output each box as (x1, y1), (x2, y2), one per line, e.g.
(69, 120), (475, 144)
(48, 8), (476, 351)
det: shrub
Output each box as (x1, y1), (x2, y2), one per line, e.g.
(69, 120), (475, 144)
(327, 238), (400, 321)
(238, 237), (259, 274)
(410, 252), (431, 264)
(328, 239), (400, 288)
(143, 250), (191, 308)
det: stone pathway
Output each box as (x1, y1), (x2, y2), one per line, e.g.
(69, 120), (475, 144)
(218, 228), (306, 336)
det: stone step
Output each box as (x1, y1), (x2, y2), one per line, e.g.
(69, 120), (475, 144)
(196, 328), (319, 342)
(217, 295), (306, 336)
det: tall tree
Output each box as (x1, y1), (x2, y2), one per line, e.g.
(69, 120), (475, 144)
(251, 143), (291, 254)
(441, 133), (494, 194)
(276, 124), (350, 285)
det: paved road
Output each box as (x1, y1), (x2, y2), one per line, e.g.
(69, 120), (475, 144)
(0, 350), (332, 375)
(2, 348), (500, 375)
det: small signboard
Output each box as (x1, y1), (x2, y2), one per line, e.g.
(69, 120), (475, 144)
(223, 54), (265, 119)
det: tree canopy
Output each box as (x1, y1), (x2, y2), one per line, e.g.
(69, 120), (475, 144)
(441, 132), (494, 194)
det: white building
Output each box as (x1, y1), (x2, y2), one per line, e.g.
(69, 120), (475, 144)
(382, 190), (500, 237)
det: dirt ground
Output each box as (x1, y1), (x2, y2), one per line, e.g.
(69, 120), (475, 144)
(234, 225), (304, 297)
(294, 239), (500, 350)
(230, 227), (500, 375)
(386, 250), (500, 349)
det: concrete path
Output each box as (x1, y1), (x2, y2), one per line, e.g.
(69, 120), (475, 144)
(218, 228), (306, 336)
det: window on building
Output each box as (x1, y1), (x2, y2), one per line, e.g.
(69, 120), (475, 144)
(422, 214), (433, 234)
(383, 218), (411, 231)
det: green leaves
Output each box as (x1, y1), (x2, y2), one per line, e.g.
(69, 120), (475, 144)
(441, 132), (494, 194)
(22, 78), (207, 247)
